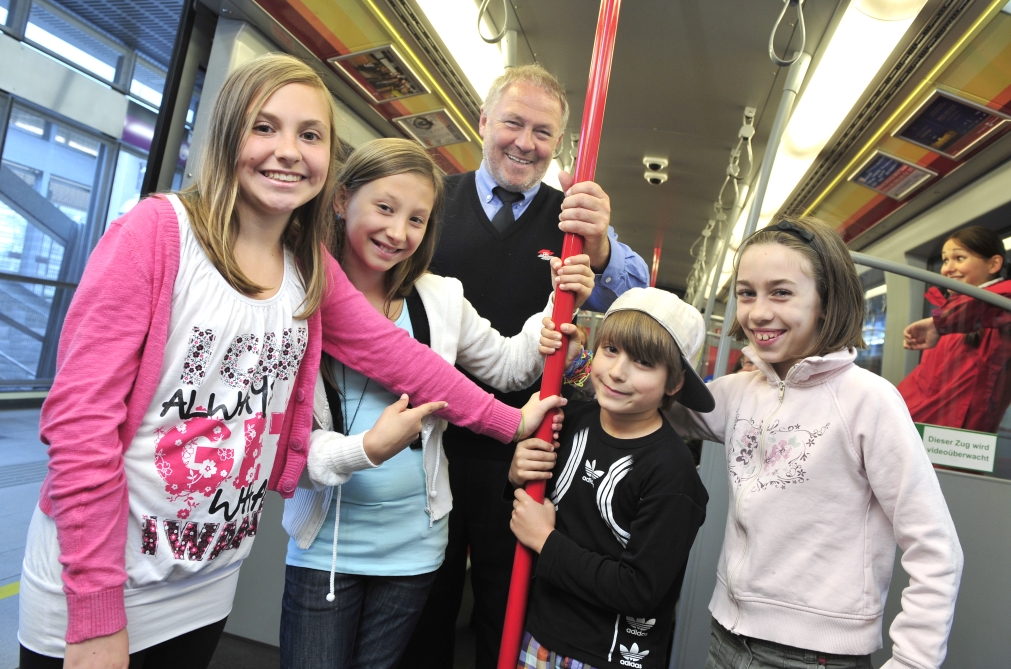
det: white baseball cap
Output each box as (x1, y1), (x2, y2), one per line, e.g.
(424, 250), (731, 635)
(604, 287), (716, 413)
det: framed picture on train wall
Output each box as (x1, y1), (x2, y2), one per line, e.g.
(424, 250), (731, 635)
(328, 45), (429, 104)
(393, 109), (468, 148)
(848, 150), (936, 201)
(893, 89), (1011, 160)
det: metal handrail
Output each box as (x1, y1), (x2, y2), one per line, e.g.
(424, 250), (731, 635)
(851, 252), (1011, 312)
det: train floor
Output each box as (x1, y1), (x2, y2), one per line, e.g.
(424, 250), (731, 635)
(0, 408), (477, 669)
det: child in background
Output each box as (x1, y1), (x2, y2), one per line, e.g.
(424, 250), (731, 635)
(278, 138), (595, 669)
(898, 225), (1011, 434)
(510, 287), (712, 669)
(20, 55), (558, 669)
(666, 219), (962, 669)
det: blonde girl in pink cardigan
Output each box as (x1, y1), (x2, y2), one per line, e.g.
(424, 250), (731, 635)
(19, 53), (562, 669)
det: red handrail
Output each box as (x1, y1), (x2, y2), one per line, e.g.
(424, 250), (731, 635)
(496, 1), (622, 667)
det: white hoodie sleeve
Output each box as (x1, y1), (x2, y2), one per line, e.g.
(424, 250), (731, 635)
(847, 375), (963, 669)
(454, 292), (550, 393)
(306, 428), (378, 488)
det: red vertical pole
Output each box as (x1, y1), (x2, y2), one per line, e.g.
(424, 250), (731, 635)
(496, 1), (622, 667)
(650, 229), (663, 287)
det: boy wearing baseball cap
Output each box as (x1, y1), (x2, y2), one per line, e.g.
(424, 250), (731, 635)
(509, 287), (713, 669)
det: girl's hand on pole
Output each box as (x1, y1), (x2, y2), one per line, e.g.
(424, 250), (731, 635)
(64, 629), (129, 669)
(550, 254), (595, 309)
(539, 317), (583, 368)
(903, 317), (941, 350)
(516, 392), (566, 442)
(363, 394), (447, 464)
(509, 438), (557, 487)
(510, 488), (556, 553)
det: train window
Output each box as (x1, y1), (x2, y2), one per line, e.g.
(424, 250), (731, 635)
(853, 268), (886, 375)
(130, 57), (167, 109)
(0, 102), (112, 388)
(24, 0), (127, 85)
(0, 0), (9, 26)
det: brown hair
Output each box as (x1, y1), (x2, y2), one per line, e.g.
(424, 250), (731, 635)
(177, 53), (343, 319)
(330, 138), (444, 313)
(594, 310), (685, 410)
(727, 217), (866, 356)
(946, 226), (1008, 347)
(322, 138), (444, 399)
(483, 63), (570, 132)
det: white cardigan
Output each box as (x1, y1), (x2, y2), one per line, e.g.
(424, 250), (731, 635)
(282, 273), (550, 549)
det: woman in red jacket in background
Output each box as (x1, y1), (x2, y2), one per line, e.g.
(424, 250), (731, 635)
(898, 226), (1011, 434)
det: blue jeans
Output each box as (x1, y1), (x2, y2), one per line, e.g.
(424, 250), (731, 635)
(704, 618), (872, 669)
(280, 564), (437, 669)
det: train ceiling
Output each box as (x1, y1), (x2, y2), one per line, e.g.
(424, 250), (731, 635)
(203, 0), (1011, 291)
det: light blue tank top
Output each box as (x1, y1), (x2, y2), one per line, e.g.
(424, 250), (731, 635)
(285, 303), (449, 575)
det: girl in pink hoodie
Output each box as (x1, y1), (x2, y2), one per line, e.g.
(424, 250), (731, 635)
(666, 218), (963, 669)
(18, 54), (562, 669)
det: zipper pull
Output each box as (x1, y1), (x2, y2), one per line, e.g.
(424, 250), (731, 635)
(778, 381), (786, 401)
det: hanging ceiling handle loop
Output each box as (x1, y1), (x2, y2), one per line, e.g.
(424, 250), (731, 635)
(478, 0), (510, 44)
(769, 0), (806, 67)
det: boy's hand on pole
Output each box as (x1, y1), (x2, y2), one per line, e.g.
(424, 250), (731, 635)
(539, 317), (583, 368)
(550, 254), (595, 309)
(510, 488), (556, 554)
(509, 438), (557, 487)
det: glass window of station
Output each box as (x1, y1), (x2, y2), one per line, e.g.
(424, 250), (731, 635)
(0, 0), (199, 393)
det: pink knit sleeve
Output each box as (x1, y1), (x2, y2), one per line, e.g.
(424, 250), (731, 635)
(319, 255), (520, 442)
(38, 199), (166, 643)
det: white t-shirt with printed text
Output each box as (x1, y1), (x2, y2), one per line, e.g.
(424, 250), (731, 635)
(19, 195), (308, 655)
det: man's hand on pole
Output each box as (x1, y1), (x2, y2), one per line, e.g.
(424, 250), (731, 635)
(557, 170), (612, 272)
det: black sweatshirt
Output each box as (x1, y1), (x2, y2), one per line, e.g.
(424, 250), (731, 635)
(525, 401), (708, 668)
(430, 171), (567, 461)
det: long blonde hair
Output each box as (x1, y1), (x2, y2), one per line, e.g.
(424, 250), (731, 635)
(332, 138), (444, 313)
(178, 53), (343, 318)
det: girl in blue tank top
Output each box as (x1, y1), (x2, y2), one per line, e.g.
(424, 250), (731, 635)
(278, 138), (594, 669)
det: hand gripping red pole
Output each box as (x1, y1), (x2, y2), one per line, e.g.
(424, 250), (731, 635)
(496, 1), (622, 667)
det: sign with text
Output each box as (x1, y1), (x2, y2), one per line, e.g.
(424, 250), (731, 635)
(894, 89), (1009, 160)
(849, 151), (936, 200)
(916, 423), (996, 473)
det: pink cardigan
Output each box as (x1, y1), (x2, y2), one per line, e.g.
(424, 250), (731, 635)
(37, 196), (519, 643)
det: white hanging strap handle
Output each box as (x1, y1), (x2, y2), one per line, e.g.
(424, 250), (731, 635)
(478, 0), (510, 44)
(769, 0), (807, 67)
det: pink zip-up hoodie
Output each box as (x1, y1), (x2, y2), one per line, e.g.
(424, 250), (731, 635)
(668, 347), (963, 669)
(37, 196), (520, 643)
